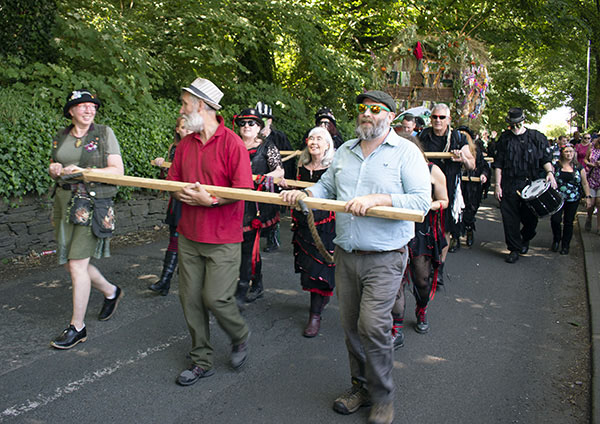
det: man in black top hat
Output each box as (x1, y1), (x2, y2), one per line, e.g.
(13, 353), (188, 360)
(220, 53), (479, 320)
(255, 101), (293, 252)
(494, 107), (555, 263)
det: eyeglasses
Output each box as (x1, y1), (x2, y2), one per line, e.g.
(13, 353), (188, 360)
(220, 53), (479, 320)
(238, 120), (257, 127)
(431, 115), (447, 120)
(356, 103), (391, 115)
(318, 120), (330, 127)
(75, 104), (97, 111)
(584, 137), (592, 140)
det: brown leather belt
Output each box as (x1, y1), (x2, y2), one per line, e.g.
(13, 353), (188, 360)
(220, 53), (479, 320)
(351, 248), (405, 255)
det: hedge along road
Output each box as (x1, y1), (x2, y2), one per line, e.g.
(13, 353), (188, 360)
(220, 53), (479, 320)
(0, 198), (590, 423)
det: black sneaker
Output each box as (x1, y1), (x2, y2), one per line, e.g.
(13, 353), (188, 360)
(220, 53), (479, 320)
(98, 286), (123, 321)
(415, 307), (429, 334)
(392, 326), (404, 350)
(176, 364), (215, 386)
(50, 325), (87, 349)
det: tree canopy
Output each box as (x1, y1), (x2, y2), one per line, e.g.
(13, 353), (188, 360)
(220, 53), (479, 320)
(1, 0), (598, 132)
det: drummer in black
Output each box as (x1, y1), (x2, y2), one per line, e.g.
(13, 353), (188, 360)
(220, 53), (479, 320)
(494, 107), (556, 263)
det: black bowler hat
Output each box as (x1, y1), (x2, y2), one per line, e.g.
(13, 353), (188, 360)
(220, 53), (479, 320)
(356, 90), (396, 114)
(63, 89), (101, 118)
(505, 107), (525, 124)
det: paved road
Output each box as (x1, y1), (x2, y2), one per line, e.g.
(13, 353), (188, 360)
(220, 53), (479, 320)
(0, 199), (590, 423)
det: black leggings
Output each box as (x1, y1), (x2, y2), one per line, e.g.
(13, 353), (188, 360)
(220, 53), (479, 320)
(392, 255), (432, 320)
(550, 201), (579, 249)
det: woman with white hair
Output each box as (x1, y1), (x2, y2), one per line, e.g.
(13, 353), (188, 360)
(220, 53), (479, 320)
(281, 126), (336, 337)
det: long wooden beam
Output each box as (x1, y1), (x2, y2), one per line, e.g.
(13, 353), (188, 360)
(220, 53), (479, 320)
(80, 171), (424, 222)
(150, 160), (312, 188)
(279, 150), (463, 160)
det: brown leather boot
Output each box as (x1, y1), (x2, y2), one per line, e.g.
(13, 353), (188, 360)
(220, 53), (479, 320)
(302, 313), (321, 338)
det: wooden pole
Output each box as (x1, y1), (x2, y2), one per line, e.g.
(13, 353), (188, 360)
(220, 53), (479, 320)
(280, 151), (461, 159)
(461, 176), (481, 182)
(281, 150), (301, 162)
(80, 171), (424, 222)
(150, 161), (312, 188)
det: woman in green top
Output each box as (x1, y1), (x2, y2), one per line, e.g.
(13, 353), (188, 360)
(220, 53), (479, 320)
(48, 90), (125, 349)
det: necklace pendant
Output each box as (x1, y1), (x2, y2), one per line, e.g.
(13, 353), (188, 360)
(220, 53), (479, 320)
(75, 138), (82, 148)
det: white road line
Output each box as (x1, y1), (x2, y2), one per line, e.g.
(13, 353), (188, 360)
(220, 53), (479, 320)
(0, 334), (188, 421)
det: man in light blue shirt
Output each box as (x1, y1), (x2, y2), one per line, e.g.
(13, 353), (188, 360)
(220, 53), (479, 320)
(282, 90), (430, 424)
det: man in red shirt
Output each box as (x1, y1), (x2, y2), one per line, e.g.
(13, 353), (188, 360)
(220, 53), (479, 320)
(167, 78), (254, 386)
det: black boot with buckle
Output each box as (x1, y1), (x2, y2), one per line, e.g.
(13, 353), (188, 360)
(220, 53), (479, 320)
(245, 274), (264, 303)
(149, 251), (178, 296)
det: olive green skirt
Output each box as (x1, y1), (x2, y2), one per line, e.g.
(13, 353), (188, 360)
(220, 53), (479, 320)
(52, 187), (111, 265)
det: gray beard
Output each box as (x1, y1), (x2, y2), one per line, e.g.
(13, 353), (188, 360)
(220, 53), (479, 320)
(355, 118), (388, 141)
(184, 112), (204, 133)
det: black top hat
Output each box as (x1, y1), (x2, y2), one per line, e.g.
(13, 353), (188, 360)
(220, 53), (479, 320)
(256, 102), (273, 119)
(63, 89), (101, 119)
(234, 108), (264, 128)
(505, 107), (525, 124)
(315, 107), (337, 126)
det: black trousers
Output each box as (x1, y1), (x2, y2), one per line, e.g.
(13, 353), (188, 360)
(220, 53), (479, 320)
(550, 201), (579, 249)
(240, 229), (261, 282)
(500, 179), (538, 252)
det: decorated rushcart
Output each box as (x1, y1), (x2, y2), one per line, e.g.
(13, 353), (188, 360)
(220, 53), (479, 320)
(371, 26), (490, 126)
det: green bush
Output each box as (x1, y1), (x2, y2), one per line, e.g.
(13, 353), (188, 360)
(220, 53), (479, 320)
(0, 82), (359, 204)
(0, 87), (177, 202)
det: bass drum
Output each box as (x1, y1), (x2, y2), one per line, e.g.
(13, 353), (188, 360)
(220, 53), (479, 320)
(520, 179), (564, 218)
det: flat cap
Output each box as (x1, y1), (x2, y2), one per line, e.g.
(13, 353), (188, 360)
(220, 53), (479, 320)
(356, 90), (396, 114)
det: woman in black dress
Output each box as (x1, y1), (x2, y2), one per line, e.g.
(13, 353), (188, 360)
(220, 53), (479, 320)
(149, 116), (190, 295)
(235, 108), (284, 303)
(281, 126), (336, 337)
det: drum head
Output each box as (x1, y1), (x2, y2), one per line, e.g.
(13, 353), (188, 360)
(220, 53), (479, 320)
(521, 179), (549, 199)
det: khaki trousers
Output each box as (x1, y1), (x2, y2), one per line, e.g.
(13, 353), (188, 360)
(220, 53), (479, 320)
(178, 235), (249, 369)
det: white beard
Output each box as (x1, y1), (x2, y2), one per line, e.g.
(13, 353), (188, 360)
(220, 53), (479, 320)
(185, 112), (204, 133)
(355, 117), (388, 141)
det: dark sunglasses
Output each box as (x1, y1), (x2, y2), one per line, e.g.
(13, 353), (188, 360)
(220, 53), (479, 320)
(356, 103), (391, 115)
(431, 115), (447, 120)
(238, 120), (257, 127)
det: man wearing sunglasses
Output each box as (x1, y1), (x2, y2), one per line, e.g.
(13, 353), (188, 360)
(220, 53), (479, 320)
(419, 104), (475, 268)
(281, 90), (430, 424)
(493, 107), (555, 264)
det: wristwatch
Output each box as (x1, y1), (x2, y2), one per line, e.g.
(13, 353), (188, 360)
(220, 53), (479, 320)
(210, 196), (219, 207)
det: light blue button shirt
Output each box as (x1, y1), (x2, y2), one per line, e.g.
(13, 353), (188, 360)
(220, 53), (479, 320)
(309, 129), (431, 252)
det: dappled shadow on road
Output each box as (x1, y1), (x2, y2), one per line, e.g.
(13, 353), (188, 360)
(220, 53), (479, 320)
(477, 204), (502, 225)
